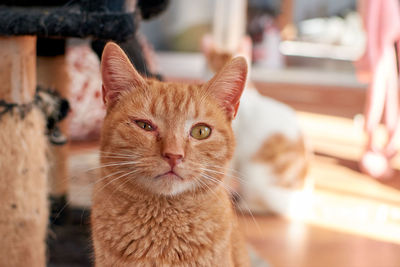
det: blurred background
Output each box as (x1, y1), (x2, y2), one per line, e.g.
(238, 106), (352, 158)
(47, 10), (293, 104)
(43, 0), (400, 266)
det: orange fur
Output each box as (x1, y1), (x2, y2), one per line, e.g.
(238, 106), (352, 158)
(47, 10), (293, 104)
(251, 134), (308, 188)
(91, 43), (250, 266)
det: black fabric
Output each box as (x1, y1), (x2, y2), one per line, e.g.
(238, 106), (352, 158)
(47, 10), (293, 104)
(37, 38), (66, 57)
(0, 0), (71, 6)
(49, 195), (69, 226)
(248, 0), (281, 16)
(0, 100), (33, 120)
(0, 6), (138, 41)
(81, 0), (126, 12)
(91, 37), (163, 80)
(0, 0), (125, 9)
(48, 208), (92, 267)
(138, 0), (169, 20)
(35, 87), (70, 145)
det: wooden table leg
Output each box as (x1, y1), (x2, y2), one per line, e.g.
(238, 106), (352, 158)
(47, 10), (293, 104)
(277, 0), (295, 40)
(37, 38), (70, 224)
(0, 36), (47, 267)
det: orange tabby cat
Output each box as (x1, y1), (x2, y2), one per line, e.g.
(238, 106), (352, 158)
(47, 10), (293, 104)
(91, 42), (250, 266)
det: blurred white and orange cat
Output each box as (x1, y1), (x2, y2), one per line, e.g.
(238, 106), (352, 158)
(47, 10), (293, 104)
(203, 34), (310, 215)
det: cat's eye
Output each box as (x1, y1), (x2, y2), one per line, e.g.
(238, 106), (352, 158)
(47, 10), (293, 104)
(191, 124), (211, 140)
(135, 120), (154, 131)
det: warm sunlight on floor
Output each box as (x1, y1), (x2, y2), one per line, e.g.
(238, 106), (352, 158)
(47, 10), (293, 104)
(240, 215), (400, 267)
(297, 112), (400, 244)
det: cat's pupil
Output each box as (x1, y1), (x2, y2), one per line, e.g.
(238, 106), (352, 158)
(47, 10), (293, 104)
(190, 124), (211, 140)
(135, 120), (153, 131)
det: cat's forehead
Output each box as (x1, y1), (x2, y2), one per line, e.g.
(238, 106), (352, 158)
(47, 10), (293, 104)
(143, 80), (210, 120)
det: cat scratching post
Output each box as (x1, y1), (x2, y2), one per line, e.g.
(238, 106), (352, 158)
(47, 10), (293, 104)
(36, 38), (70, 224)
(0, 36), (48, 267)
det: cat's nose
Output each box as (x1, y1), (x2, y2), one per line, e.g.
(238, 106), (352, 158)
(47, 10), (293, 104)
(163, 153), (183, 168)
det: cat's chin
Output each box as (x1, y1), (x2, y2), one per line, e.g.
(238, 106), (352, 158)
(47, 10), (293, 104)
(139, 173), (196, 197)
(155, 171), (184, 181)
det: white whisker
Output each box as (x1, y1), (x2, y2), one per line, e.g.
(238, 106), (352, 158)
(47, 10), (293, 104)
(52, 169), (125, 223)
(93, 169), (140, 198)
(200, 172), (261, 233)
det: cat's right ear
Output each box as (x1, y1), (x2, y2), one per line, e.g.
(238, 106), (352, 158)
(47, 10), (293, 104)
(101, 42), (145, 107)
(204, 56), (248, 120)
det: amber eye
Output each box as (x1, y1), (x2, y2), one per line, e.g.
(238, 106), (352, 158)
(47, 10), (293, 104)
(135, 120), (154, 131)
(190, 124), (211, 140)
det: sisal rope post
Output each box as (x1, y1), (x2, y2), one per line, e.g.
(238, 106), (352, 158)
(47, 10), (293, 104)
(0, 36), (48, 267)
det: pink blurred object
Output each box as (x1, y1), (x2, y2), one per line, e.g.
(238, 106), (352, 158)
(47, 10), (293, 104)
(356, 0), (400, 179)
(67, 44), (105, 141)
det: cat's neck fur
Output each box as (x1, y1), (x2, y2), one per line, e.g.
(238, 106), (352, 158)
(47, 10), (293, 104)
(92, 170), (237, 266)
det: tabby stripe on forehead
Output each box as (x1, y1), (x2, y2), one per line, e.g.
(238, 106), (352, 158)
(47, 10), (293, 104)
(174, 90), (186, 112)
(205, 110), (214, 118)
(190, 85), (202, 118)
(150, 96), (157, 115)
(162, 90), (170, 113)
(181, 93), (191, 113)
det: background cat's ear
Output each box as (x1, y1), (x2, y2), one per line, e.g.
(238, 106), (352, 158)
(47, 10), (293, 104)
(101, 42), (145, 107)
(205, 56), (248, 120)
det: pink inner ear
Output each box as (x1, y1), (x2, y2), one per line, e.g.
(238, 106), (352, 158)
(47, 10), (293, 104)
(233, 101), (240, 118)
(102, 85), (107, 104)
(100, 42), (145, 107)
(207, 57), (248, 119)
(102, 84), (121, 105)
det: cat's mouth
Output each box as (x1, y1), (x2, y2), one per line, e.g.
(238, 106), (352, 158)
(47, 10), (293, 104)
(155, 170), (184, 181)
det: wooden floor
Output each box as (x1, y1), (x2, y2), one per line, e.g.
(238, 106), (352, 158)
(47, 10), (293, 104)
(240, 215), (400, 267)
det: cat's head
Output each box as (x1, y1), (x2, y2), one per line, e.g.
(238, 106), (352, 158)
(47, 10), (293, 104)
(100, 43), (247, 196)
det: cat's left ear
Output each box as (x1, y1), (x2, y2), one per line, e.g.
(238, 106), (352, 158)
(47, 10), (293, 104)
(101, 42), (145, 107)
(205, 56), (248, 120)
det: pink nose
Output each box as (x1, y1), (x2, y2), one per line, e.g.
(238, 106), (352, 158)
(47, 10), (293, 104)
(163, 153), (183, 168)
